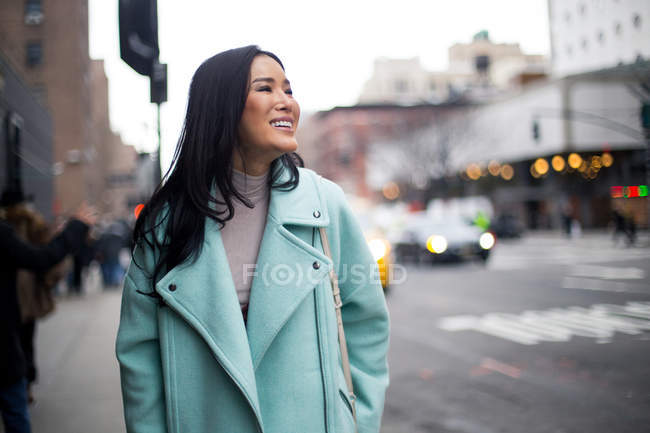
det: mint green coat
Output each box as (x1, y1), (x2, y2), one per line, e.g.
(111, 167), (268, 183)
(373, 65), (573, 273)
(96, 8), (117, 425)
(115, 168), (390, 433)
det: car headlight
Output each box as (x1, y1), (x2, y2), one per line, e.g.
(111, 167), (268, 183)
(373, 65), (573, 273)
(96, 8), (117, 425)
(426, 235), (448, 254)
(479, 232), (495, 250)
(368, 238), (389, 261)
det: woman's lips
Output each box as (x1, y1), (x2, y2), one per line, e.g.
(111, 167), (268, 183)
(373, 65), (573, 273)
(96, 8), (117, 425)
(270, 119), (293, 131)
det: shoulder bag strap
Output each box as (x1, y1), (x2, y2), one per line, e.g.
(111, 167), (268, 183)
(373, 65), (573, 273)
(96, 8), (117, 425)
(318, 226), (357, 425)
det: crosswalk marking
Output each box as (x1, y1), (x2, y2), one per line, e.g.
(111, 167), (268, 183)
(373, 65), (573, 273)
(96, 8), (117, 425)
(438, 302), (650, 345)
(488, 237), (650, 270)
(570, 264), (645, 280)
(561, 276), (630, 292)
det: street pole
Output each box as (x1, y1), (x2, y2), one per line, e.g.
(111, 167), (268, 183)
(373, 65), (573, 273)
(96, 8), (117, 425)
(155, 102), (162, 186)
(641, 101), (650, 234)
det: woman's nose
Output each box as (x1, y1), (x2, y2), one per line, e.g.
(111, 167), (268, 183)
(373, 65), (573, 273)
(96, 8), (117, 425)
(275, 91), (292, 110)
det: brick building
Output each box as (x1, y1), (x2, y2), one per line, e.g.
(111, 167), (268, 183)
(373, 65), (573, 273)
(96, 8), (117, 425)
(1, 0), (94, 215)
(298, 103), (468, 199)
(0, 0), (140, 219)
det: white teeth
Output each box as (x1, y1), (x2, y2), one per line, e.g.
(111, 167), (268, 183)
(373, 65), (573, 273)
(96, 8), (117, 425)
(271, 120), (292, 128)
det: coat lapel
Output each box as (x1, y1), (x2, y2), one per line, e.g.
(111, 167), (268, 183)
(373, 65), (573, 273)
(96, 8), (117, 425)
(154, 218), (262, 422)
(246, 168), (332, 369)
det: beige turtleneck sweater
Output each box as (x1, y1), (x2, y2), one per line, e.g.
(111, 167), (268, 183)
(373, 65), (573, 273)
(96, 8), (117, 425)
(217, 169), (270, 321)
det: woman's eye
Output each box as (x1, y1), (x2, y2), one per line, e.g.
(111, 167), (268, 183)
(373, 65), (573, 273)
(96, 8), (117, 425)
(257, 86), (272, 92)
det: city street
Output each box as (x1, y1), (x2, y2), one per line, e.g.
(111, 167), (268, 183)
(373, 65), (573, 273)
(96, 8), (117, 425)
(383, 233), (650, 433)
(4, 232), (649, 433)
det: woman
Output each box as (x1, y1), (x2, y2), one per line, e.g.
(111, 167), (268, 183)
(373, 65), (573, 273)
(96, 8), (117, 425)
(116, 46), (389, 433)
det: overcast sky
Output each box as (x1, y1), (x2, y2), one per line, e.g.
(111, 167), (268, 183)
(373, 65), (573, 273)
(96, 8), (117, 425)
(89, 0), (551, 170)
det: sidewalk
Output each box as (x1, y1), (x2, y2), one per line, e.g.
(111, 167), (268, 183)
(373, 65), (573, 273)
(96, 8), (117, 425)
(1, 265), (126, 433)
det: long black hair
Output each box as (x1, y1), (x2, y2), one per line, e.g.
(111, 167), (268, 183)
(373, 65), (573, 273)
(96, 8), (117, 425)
(133, 45), (303, 289)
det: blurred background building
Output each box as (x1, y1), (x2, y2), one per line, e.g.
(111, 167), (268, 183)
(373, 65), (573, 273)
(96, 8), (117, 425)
(0, 53), (54, 220)
(301, 1), (650, 231)
(358, 31), (548, 105)
(549, 0), (650, 76)
(0, 0), (152, 221)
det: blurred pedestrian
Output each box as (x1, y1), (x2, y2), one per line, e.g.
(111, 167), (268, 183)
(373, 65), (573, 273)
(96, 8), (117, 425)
(561, 201), (573, 237)
(625, 213), (637, 246)
(2, 196), (68, 404)
(96, 221), (128, 288)
(116, 46), (389, 433)
(611, 207), (632, 246)
(0, 190), (97, 433)
(68, 237), (96, 295)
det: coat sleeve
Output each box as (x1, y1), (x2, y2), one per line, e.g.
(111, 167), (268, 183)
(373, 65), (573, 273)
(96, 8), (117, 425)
(324, 179), (390, 433)
(115, 242), (168, 433)
(0, 219), (88, 273)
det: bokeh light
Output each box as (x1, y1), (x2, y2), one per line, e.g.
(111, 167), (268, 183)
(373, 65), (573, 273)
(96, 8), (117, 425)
(488, 160), (501, 176)
(382, 182), (400, 200)
(427, 235), (448, 254)
(500, 164), (514, 180)
(551, 155), (565, 172)
(602, 152), (614, 167)
(568, 153), (582, 169)
(578, 160), (588, 173)
(466, 163), (482, 180)
(591, 155), (602, 169)
(534, 158), (549, 176)
(134, 203), (145, 219)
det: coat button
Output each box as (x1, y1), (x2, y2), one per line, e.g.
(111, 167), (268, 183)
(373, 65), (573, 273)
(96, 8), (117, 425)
(169, 284), (177, 292)
(313, 210), (321, 218)
(312, 261), (320, 270)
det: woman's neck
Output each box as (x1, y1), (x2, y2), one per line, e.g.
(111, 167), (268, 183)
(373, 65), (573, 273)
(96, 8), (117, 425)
(232, 149), (275, 176)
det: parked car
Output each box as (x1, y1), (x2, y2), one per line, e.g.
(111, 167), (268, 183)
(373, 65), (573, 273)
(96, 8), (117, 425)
(394, 213), (495, 264)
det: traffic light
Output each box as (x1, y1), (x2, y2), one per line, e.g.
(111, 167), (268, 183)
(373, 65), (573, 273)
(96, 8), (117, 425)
(119, 0), (159, 77)
(150, 60), (167, 104)
(642, 103), (650, 129)
(532, 120), (540, 142)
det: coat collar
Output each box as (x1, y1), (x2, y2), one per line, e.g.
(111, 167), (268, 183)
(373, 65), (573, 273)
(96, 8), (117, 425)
(154, 165), (332, 432)
(267, 166), (330, 227)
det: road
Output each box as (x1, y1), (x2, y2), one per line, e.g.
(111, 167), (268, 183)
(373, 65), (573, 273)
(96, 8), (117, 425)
(382, 233), (650, 433)
(3, 232), (648, 433)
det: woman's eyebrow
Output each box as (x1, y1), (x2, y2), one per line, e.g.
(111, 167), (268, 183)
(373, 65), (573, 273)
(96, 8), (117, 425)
(251, 77), (291, 85)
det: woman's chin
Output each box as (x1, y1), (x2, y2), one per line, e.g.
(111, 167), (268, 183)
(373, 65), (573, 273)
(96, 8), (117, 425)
(275, 139), (299, 155)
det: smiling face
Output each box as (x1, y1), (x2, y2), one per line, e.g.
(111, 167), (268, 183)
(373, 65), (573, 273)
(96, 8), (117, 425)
(235, 54), (300, 174)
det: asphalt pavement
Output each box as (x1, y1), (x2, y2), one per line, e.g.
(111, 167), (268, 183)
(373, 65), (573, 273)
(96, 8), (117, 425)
(2, 231), (649, 433)
(382, 231), (650, 433)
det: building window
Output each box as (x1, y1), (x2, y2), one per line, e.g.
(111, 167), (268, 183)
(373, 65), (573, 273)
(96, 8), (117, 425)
(564, 11), (571, 23)
(475, 55), (490, 73)
(581, 38), (588, 51)
(26, 41), (42, 67)
(578, 2), (586, 16)
(24, 0), (43, 25)
(394, 79), (408, 93)
(566, 45), (573, 56)
(614, 22), (622, 35)
(632, 14), (641, 29)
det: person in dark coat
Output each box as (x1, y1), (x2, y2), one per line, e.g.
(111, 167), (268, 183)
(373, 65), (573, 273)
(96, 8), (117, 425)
(96, 221), (128, 288)
(0, 190), (96, 433)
